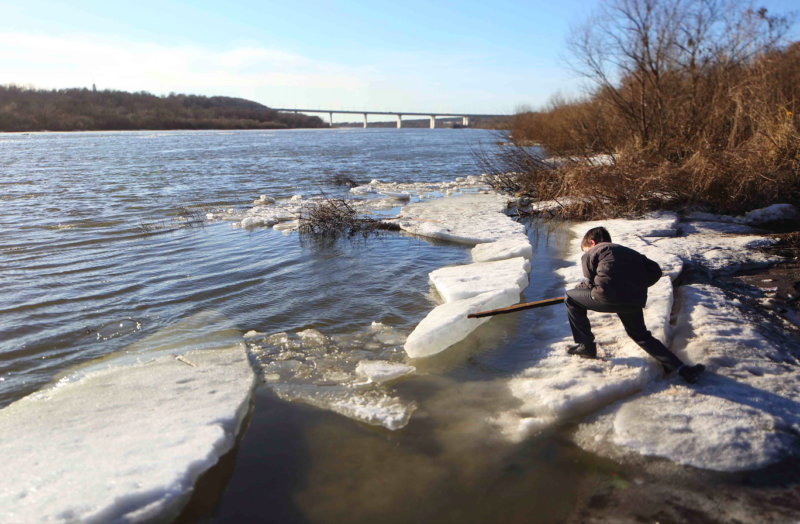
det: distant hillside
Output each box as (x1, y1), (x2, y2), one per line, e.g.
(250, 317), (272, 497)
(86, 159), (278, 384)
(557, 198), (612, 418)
(0, 85), (326, 132)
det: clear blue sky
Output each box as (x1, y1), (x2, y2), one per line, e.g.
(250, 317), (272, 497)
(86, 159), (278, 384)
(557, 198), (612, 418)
(1, 0), (797, 118)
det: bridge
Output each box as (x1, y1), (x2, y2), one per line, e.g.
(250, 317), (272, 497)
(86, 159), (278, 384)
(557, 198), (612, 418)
(272, 108), (507, 129)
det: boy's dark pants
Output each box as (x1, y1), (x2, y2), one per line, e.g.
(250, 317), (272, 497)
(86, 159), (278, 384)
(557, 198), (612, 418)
(565, 289), (684, 373)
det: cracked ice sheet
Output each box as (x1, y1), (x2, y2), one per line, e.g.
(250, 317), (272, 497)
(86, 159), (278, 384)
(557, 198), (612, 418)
(396, 193), (527, 245)
(0, 345), (255, 524)
(429, 257), (531, 303)
(499, 277), (673, 442)
(573, 284), (800, 472)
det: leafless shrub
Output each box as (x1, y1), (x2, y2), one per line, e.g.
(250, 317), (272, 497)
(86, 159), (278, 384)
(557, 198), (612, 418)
(134, 205), (208, 234)
(297, 198), (392, 240)
(174, 206), (207, 228)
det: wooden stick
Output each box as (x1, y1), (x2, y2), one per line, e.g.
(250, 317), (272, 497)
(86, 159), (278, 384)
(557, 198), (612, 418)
(467, 296), (565, 318)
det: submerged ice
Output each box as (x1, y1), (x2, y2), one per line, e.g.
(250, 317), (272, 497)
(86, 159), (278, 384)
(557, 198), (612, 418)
(246, 324), (417, 431)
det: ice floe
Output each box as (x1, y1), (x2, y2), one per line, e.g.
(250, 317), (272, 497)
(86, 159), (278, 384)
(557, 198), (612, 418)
(396, 193), (526, 245)
(429, 257), (531, 303)
(471, 236), (534, 263)
(356, 360), (416, 384)
(272, 385), (415, 431)
(398, 192), (533, 359)
(0, 328), (255, 523)
(405, 287), (522, 359)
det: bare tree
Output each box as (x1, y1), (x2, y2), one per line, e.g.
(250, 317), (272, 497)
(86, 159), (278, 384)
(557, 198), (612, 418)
(566, 0), (793, 159)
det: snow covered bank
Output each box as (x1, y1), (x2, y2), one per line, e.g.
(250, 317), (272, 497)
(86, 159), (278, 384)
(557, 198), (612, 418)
(497, 214), (682, 442)
(0, 319), (255, 524)
(494, 205), (799, 472)
(652, 217), (781, 275)
(574, 284), (800, 471)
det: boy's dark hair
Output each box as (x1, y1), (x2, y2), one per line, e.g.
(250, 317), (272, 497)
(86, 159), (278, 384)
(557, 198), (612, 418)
(581, 227), (612, 249)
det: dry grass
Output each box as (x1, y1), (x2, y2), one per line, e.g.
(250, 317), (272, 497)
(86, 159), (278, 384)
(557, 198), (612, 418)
(489, 1), (799, 220)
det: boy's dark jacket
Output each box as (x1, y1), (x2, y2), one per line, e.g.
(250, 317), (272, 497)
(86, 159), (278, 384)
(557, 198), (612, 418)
(578, 243), (662, 307)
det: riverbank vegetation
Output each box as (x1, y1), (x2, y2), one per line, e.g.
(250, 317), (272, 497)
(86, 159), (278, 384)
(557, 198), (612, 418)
(0, 85), (326, 132)
(489, 0), (799, 219)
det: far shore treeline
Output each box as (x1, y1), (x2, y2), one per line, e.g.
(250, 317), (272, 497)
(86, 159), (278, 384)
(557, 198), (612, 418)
(0, 85), (327, 132)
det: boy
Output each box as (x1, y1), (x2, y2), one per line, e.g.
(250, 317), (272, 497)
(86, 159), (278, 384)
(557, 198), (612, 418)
(565, 227), (705, 384)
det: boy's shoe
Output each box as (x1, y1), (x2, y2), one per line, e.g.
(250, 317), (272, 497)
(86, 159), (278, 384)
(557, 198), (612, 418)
(678, 364), (706, 384)
(567, 343), (597, 359)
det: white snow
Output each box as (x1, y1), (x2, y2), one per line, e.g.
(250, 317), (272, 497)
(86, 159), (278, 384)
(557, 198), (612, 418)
(652, 232), (779, 275)
(355, 360), (416, 384)
(471, 237), (534, 263)
(396, 194), (527, 245)
(573, 284), (800, 471)
(686, 203), (798, 225)
(0, 332), (255, 523)
(429, 257), (530, 303)
(404, 287), (521, 359)
(744, 203), (799, 224)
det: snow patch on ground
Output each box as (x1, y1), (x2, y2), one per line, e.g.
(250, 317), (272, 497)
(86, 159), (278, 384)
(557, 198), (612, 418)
(0, 342), (255, 524)
(495, 214), (687, 442)
(652, 232), (780, 275)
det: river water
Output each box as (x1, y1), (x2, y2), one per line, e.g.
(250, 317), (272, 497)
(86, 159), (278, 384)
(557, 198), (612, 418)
(1, 128), (619, 523)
